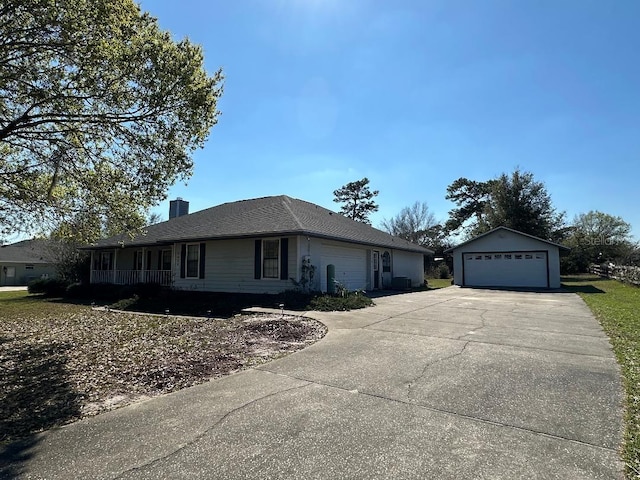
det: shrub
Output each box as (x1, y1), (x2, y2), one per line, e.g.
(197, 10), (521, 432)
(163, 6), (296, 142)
(110, 295), (140, 310)
(438, 264), (451, 279)
(28, 278), (70, 297)
(308, 291), (373, 311)
(65, 282), (92, 298)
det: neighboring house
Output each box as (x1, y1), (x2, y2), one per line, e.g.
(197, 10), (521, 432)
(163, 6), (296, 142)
(445, 226), (570, 289)
(83, 196), (433, 294)
(0, 239), (57, 286)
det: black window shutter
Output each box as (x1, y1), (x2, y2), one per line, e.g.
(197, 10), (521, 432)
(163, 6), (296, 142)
(180, 244), (186, 278)
(199, 243), (206, 279)
(158, 251), (162, 270)
(280, 238), (289, 280)
(132, 251), (137, 270)
(254, 240), (262, 279)
(146, 251), (152, 270)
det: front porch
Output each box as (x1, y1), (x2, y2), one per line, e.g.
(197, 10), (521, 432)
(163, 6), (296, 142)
(90, 246), (175, 287)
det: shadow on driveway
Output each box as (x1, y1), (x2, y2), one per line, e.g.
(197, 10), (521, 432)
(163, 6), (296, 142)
(0, 338), (82, 477)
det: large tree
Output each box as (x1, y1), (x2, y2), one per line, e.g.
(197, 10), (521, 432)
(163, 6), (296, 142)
(381, 201), (438, 246)
(0, 0), (223, 242)
(445, 169), (564, 240)
(333, 177), (379, 224)
(562, 211), (636, 273)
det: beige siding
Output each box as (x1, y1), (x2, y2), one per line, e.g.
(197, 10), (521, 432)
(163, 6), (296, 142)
(173, 237), (298, 294)
(392, 250), (425, 287)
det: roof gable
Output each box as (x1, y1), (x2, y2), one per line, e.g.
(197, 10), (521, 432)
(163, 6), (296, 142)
(89, 196), (433, 254)
(444, 226), (570, 253)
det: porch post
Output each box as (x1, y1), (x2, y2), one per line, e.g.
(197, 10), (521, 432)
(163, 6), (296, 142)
(89, 251), (94, 284)
(141, 247), (146, 283)
(113, 249), (118, 284)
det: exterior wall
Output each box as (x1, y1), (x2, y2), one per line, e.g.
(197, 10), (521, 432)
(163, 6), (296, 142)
(450, 230), (562, 288)
(0, 263), (57, 286)
(90, 235), (426, 293)
(391, 250), (425, 287)
(173, 236), (298, 294)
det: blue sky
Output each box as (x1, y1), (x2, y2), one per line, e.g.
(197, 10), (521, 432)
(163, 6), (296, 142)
(140, 0), (640, 239)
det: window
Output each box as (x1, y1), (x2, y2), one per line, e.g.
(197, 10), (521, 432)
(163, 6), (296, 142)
(494, 254), (502, 260)
(515, 254), (523, 260)
(475, 255), (482, 260)
(536, 253), (545, 259)
(186, 244), (199, 278)
(504, 254), (512, 260)
(382, 251), (391, 272)
(95, 251), (113, 271)
(25, 264), (34, 270)
(263, 239), (280, 279)
(525, 254), (533, 259)
(161, 250), (172, 271)
(484, 255), (492, 260)
(133, 250), (143, 270)
(467, 255), (473, 261)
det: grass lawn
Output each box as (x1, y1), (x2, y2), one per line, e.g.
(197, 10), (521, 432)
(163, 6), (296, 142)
(0, 291), (326, 446)
(562, 275), (640, 478)
(426, 278), (453, 289)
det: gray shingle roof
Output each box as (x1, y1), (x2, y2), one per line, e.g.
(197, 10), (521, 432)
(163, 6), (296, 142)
(0, 239), (55, 264)
(88, 195), (433, 254)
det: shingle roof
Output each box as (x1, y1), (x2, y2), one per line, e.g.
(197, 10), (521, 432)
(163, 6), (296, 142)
(88, 195), (433, 254)
(0, 239), (55, 264)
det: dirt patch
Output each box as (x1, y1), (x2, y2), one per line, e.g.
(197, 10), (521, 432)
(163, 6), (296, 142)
(0, 310), (326, 445)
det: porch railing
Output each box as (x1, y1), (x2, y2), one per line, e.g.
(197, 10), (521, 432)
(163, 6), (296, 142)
(91, 270), (173, 287)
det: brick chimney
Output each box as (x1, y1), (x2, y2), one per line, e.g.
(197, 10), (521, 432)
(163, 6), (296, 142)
(169, 198), (189, 219)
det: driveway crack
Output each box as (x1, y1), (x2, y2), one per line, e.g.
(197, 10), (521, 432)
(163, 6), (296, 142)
(407, 341), (470, 401)
(111, 377), (311, 479)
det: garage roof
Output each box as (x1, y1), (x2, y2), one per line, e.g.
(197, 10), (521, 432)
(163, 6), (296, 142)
(444, 226), (570, 253)
(86, 195), (433, 255)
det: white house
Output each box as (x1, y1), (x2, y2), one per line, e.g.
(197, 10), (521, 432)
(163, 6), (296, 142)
(84, 196), (432, 293)
(445, 227), (570, 289)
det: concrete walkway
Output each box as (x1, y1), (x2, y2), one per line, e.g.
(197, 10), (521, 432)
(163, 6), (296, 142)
(1, 287), (624, 479)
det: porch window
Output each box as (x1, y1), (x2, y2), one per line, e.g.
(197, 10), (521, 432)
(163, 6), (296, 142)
(161, 249), (172, 271)
(95, 251), (113, 271)
(133, 250), (143, 270)
(186, 244), (199, 278)
(262, 239), (279, 279)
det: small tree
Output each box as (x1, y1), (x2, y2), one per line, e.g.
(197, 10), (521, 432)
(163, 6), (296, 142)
(561, 211), (635, 273)
(333, 177), (379, 224)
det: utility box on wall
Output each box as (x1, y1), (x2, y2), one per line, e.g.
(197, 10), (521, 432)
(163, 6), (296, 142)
(391, 276), (411, 290)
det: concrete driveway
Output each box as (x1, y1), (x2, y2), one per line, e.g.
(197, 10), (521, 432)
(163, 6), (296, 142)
(1, 287), (624, 479)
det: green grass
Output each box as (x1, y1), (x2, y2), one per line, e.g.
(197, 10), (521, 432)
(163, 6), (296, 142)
(562, 275), (640, 478)
(426, 278), (453, 289)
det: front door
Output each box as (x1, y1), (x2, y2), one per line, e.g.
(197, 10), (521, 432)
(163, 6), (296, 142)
(373, 251), (380, 289)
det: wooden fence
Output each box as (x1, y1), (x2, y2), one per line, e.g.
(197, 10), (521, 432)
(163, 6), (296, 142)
(589, 263), (640, 286)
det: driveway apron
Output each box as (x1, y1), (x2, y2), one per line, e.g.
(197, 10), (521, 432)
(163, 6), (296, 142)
(2, 287), (624, 479)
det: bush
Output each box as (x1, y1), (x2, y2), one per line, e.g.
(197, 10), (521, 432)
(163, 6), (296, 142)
(28, 278), (70, 297)
(308, 291), (373, 311)
(65, 282), (92, 298)
(438, 264), (451, 279)
(110, 295), (140, 310)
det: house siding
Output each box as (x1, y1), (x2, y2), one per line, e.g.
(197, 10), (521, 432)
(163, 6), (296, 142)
(0, 262), (57, 286)
(391, 250), (425, 287)
(173, 237), (299, 294)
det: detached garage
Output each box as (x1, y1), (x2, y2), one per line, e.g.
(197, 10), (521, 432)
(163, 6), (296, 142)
(445, 227), (570, 289)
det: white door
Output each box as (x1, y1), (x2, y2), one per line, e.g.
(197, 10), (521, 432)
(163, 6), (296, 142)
(320, 244), (367, 292)
(463, 251), (548, 288)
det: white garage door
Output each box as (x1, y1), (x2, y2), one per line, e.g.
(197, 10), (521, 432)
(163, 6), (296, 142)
(463, 251), (548, 288)
(320, 245), (367, 292)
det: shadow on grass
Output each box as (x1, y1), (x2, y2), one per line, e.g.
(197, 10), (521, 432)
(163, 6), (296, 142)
(0, 339), (82, 478)
(562, 284), (606, 294)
